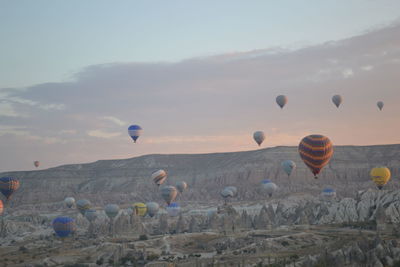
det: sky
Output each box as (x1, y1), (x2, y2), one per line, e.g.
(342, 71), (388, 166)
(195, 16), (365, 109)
(1, 1), (400, 171)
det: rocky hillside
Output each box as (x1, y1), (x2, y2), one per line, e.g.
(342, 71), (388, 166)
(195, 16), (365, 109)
(1, 144), (399, 206)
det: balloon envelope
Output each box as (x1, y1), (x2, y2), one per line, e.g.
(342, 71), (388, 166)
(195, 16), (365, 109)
(64, 197), (75, 208)
(332, 95), (342, 108)
(128, 125), (143, 143)
(377, 101), (384, 111)
(166, 202), (181, 217)
(253, 131), (266, 146)
(105, 204), (120, 219)
(221, 188), (234, 198)
(152, 170), (167, 186)
(0, 177), (20, 200)
(0, 200), (3, 215)
(76, 199), (91, 215)
(370, 167), (391, 190)
(298, 135), (333, 178)
(225, 186), (237, 197)
(53, 217), (76, 238)
(281, 160), (296, 176)
(261, 180), (277, 197)
(321, 188), (336, 199)
(161, 186), (178, 205)
(146, 202), (160, 217)
(176, 181), (188, 193)
(276, 95), (288, 109)
(34, 161), (40, 168)
(133, 202), (147, 216)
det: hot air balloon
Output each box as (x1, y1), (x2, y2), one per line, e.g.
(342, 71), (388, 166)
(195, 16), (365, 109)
(253, 131), (266, 146)
(221, 187), (234, 199)
(76, 199), (91, 215)
(64, 197), (75, 208)
(84, 209), (97, 222)
(166, 202), (181, 217)
(377, 101), (384, 111)
(128, 125), (143, 143)
(261, 180), (277, 197)
(34, 161), (40, 168)
(152, 170), (167, 186)
(370, 167), (391, 190)
(281, 160), (296, 177)
(132, 202), (147, 216)
(321, 188), (336, 200)
(298, 135), (333, 179)
(52, 217), (76, 238)
(161, 186), (178, 205)
(276, 95), (288, 109)
(332, 95), (342, 108)
(0, 200), (3, 215)
(105, 204), (120, 219)
(176, 181), (188, 193)
(225, 186), (238, 197)
(0, 177), (20, 201)
(146, 202), (160, 217)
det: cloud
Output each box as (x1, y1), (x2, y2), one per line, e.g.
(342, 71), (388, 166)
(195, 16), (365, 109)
(361, 65), (374, 71)
(101, 116), (127, 126)
(87, 130), (121, 139)
(342, 68), (354, 78)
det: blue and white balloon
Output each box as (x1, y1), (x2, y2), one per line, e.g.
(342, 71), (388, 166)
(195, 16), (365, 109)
(128, 125), (143, 143)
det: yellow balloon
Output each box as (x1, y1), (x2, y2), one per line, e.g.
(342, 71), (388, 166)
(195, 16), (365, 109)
(370, 167), (391, 190)
(132, 202), (147, 216)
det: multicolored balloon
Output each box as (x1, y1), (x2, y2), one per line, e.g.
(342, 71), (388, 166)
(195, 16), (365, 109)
(0, 200), (3, 215)
(152, 170), (167, 186)
(34, 161), (40, 168)
(166, 202), (181, 217)
(176, 181), (188, 193)
(76, 199), (91, 215)
(146, 202), (160, 217)
(253, 131), (266, 146)
(377, 101), (384, 111)
(161, 186), (178, 205)
(52, 217), (76, 238)
(370, 167), (391, 190)
(276, 95), (288, 109)
(64, 197), (75, 208)
(0, 177), (20, 201)
(128, 125), (143, 143)
(332, 95), (342, 108)
(321, 188), (336, 200)
(132, 202), (147, 216)
(281, 160), (296, 177)
(261, 180), (277, 197)
(298, 135), (333, 179)
(105, 204), (120, 219)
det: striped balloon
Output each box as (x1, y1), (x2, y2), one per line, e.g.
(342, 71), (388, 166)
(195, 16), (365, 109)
(52, 217), (76, 238)
(128, 125), (143, 143)
(298, 135), (333, 179)
(151, 170), (167, 186)
(0, 177), (20, 200)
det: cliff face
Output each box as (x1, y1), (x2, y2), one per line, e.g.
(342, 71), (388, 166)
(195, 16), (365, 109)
(1, 144), (399, 206)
